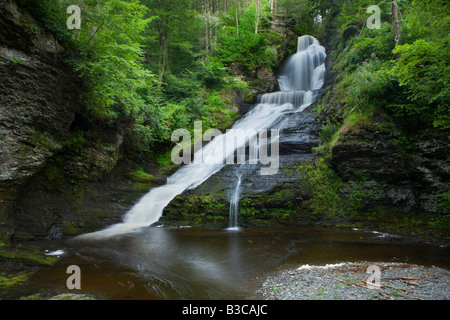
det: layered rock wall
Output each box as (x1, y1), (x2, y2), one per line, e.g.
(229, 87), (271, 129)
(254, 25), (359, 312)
(0, 0), (81, 241)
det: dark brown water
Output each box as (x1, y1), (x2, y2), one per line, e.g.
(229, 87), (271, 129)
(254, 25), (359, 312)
(28, 227), (450, 300)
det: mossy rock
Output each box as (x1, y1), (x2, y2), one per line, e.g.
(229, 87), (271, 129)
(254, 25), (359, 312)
(0, 243), (59, 267)
(0, 271), (33, 288)
(48, 294), (97, 300)
(129, 169), (154, 184)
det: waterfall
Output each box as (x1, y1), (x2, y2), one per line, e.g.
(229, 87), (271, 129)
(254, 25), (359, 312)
(279, 35), (326, 92)
(227, 172), (243, 231)
(77, 35), (326, 239)
(259, 35), (326, 110)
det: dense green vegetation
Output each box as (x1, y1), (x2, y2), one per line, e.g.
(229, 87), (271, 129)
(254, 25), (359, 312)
(323, 0), (449, 132)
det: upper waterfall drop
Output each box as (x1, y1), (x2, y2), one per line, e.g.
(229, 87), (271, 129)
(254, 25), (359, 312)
(279, 35), (326, 92)
(75, 35), (326, 240)
(259, 35), (326, 109)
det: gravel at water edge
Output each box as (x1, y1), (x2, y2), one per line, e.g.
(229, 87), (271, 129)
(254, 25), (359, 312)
(257, 262), (450, 300)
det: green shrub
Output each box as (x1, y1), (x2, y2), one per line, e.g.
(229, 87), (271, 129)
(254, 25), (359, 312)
(129, 169), (154, 183)
(392, 39), (450, 129)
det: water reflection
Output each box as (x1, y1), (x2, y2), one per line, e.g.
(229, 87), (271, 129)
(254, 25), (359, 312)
(29, 227), (450, 300)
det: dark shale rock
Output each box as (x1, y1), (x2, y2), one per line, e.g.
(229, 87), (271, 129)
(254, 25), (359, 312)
(331, 118), (450, 215)
(0, 0), (81, 241)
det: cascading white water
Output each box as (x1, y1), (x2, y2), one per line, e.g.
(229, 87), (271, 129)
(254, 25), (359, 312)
(259, 35), (326, 110)
(227, 172), (243, 231)
(223, 36), (326, 230)
(78, 35), (326, 239)
(279, 35), (326, 92)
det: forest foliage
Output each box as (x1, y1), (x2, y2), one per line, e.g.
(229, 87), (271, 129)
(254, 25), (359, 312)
(328, 0), (449, 132)
(16, 0), (449, 155)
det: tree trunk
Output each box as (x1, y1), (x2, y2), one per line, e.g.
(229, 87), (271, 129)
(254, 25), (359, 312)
(391, 1), (402, 58)
(158, 33), (168, 88)
(235, 0), (239, 37)
(206, 16), (210, 52)
(145, 50), (150, 65)
(255, 0), (260, 34)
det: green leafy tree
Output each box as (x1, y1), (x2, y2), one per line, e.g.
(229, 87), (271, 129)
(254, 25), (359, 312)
(392, 39), (450, 129)
(141, 0), (200, 87)
(215, 2), (275, 75)
(69, 0), (156, 120)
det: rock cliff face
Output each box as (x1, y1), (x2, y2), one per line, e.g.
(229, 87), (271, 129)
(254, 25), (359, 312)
(0, 0), (81, 241)
(331, 116), (450, 215)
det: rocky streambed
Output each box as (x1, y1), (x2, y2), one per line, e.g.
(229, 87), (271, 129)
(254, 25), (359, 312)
(257, 262), (450, 300)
